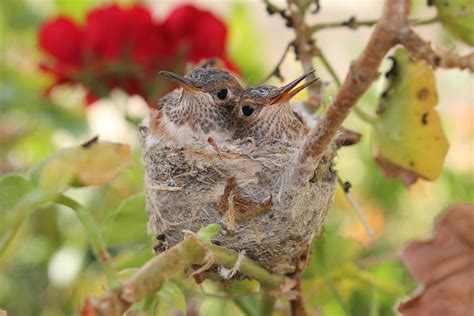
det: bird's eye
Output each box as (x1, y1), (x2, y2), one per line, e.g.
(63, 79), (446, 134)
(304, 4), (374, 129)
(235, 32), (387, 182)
(217, 88), (228, 100)
(241, 105), (254, 117)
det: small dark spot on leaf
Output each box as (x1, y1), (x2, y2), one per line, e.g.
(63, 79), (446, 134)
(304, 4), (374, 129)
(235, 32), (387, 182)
(421, 113), (429, 125)
(343, 181), (352, 193)
(381, 91), (389, 99)
(409, 160), (415, 167)
(81, 135), (99, 148)
(417, 88), (429, 100)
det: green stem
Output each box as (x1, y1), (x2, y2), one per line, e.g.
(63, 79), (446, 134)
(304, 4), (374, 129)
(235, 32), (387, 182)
(310, 16), (438, 33)
(0, 190), (54, 257)
(352, 106), (378, 124)
(414, 16), (439, 25)
(56, 194), (120, 288)
(318, 50), (377, 125)
(322, 272), (351, 316)
(260, 294), (276, 316)
(319, 52), (341, 88)
(209, 244), (284, 291)
(369, 287), (380, 316)
(85, 236), (284, 315)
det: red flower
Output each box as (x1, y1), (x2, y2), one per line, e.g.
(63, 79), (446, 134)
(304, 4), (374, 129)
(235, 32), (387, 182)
(163, 5), (227, 62)
(83, 5), (172, 63)
(38, 4), (237, 106)
(39, 17), (83, 66)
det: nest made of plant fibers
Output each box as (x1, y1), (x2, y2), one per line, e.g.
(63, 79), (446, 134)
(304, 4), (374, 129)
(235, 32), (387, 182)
(139, 123), (338, 277)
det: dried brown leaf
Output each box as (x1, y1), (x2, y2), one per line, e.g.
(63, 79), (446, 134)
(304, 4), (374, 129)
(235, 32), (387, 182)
(398, 203), (474, 316)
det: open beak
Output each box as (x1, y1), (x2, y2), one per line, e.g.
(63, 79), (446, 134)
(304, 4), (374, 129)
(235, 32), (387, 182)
(269, 70), (318, 105)
(159, 71), (203, 91)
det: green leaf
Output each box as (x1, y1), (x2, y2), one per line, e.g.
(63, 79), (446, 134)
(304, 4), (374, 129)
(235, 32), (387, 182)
(372, 48), (449, 183)
(157, 282), (186, 315)
(228, 5), (267, 84)
(430, 0), (474, 45)
(197, 223), (221, 245)
(102, 194), (148, 246)
(0, 174), (33, 213)
(30, 141), (133, 189)
(227, 280), (260, 316)
(304, 228), (364, 279)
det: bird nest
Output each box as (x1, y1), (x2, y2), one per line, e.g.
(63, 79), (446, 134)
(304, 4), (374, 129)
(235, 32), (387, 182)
(139, 123), (338, 276)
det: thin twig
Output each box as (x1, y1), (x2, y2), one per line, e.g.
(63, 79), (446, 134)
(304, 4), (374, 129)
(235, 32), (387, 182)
(318, 51), (378, 124)
(286, 0), (323, 112)
(261, 41), (294, 83)
(57, 195), (120, 288)
(318, 50), (341, 88)
(337, 178), (374, 237)
(299, 0), (411, 167)
(401, 29), (474, 71)
(310, 16), (439, 33)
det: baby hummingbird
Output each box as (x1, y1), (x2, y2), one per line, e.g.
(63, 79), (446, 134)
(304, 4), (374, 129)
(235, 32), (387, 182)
(233, 71), (318, 144)
(150, 68), (243, 145)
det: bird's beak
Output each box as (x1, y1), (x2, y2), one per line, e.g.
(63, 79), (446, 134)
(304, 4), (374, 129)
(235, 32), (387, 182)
(159, 71), (203, 91)
(269, 70), (318, 105)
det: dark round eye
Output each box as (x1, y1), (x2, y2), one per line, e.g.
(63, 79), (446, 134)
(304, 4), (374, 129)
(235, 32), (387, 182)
(217, 88), (228, 100)
(241, 105), (254, 117)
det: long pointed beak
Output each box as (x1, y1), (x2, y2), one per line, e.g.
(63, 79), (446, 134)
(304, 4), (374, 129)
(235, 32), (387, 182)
(270, 70), (318, 105)
(159, 71), (203, 91)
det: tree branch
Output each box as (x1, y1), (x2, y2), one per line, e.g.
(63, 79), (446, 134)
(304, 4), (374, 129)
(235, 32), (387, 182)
(310, 16), (438, 33)
(81, 236), (284, 315)
(401, 29), (474, 71)
(286, 0), (323, 112)
(299, 0), (411, 166)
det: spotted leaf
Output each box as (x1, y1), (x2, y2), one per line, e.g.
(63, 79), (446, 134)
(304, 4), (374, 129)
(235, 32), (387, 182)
(372, 48), (449, 185)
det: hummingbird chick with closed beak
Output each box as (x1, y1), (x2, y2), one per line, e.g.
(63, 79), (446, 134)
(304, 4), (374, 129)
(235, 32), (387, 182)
(233, 71), (318, 144)
(149, 68), (243, 145)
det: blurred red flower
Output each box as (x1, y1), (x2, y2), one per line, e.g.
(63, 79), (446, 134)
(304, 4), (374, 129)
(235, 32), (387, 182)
(163, 5), (227, 62)
(38, 4), (237, 105)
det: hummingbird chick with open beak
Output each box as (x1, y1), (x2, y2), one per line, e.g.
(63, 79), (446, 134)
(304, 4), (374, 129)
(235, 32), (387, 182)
(149, 68), (243, 145)
(233, 71), (318, 144)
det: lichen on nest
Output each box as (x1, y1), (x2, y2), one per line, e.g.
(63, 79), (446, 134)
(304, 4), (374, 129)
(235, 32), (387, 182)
(139, 122), (338, 276)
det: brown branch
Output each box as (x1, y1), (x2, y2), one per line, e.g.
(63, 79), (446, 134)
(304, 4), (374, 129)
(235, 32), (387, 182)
(299, 0), (411, 166)
(299, 0), (474, 167)
(401, 29), (474, 72)
(286, 0), (323, 112)
(310, 16), (438, 33)
(290, 276), (308, 316)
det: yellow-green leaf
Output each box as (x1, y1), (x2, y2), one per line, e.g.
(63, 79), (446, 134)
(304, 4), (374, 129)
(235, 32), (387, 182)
(157, 282), (186, 315)
(430, 0), (474, 46)
(31, 140), (133, 191)
(372, 49), (449, 183)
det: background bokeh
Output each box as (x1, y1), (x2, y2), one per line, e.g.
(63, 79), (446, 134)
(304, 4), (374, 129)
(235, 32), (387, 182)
(0, 0), (472, 315)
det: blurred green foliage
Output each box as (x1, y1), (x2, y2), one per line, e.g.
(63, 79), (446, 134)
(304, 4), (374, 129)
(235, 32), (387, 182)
(0, 0), (472, 316)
